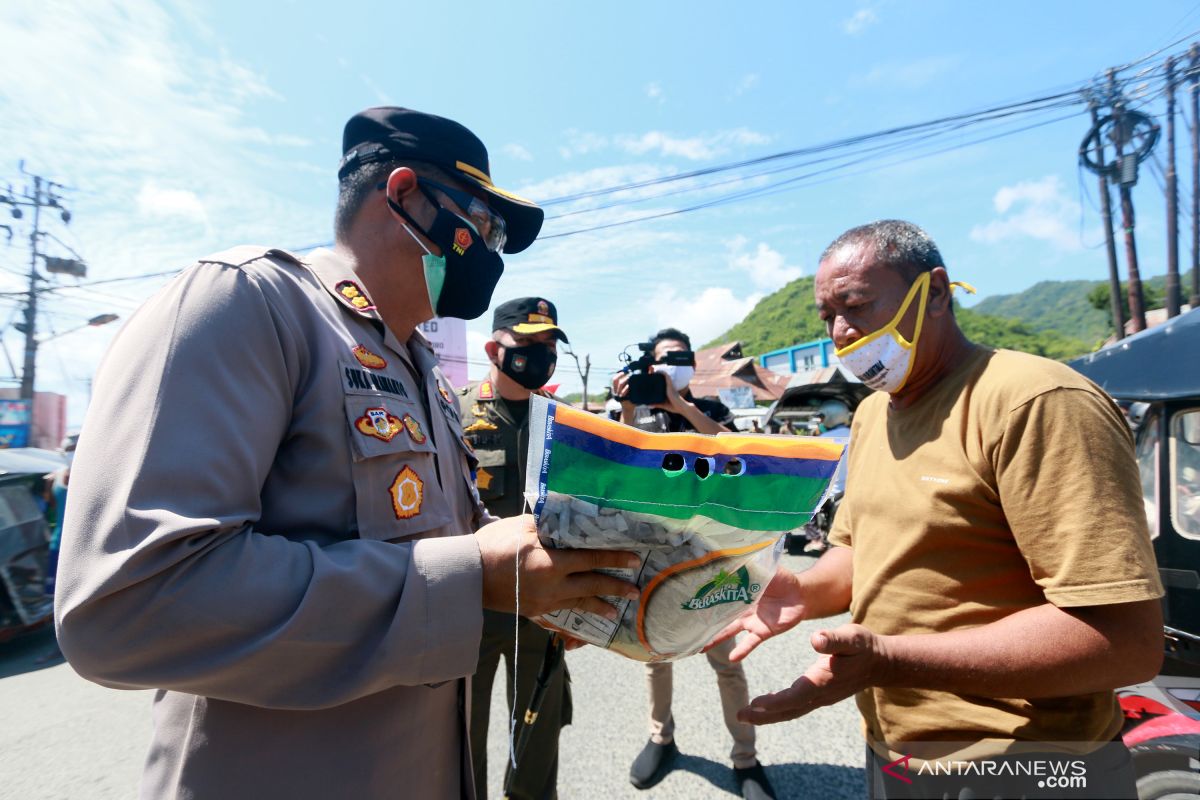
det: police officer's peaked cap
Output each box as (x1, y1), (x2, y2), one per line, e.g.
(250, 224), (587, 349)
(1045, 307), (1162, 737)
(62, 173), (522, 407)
(492, 297), (568, 343)
(338, 106), (544, 254)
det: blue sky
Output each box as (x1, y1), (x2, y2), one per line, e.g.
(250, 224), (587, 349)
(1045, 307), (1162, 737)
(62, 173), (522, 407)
(1, 0), (1198, 423)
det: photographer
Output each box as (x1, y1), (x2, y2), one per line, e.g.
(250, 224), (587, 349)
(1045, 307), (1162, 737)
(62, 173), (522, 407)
(612, 327), (734, 436)
(610, 328), (776, 800)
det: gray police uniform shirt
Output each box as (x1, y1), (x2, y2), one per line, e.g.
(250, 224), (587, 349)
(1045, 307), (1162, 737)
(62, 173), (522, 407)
(54, 246), (488, 800)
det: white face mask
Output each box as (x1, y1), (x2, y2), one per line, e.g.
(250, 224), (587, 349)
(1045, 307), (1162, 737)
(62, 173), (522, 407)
(655, 363), (695, 391)
(834, 272), (974, 394)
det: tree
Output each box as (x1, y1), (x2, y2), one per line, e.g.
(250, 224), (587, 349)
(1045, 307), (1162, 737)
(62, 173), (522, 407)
(1087, 281), (1165, 327)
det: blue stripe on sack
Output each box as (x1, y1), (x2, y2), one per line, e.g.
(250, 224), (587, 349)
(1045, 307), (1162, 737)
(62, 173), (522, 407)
(532, 403), (558, 523)
(550, 421), (840, 480)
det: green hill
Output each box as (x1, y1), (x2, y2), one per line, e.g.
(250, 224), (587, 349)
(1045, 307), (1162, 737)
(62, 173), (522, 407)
(972, 280), (1109, 343)
(708, 275), (1091, 361)
(709, 269), (1196, 362)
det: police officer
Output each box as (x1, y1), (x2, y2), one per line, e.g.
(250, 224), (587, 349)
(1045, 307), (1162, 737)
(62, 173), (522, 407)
(54, 107), (639, 800)
(461, 297), (570, 799)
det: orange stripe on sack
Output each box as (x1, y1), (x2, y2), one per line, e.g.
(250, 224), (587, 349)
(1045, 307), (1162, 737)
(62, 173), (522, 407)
(635, 538), (777, 659)
(552, 403), (843, 461)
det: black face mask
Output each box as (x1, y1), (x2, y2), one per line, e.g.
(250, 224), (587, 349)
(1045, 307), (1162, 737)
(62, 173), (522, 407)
(498, 342), (557, 390)
(388, 188), (504, 321)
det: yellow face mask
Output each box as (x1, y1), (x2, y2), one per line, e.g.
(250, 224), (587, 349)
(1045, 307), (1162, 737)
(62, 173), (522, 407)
(833, 272), (975, 394)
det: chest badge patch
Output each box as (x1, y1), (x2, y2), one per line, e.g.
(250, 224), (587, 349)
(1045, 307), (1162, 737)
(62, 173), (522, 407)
(402, 413), (427, 444)
(336, 280), (375, 312)
(476, 467), (494, 491)
(464, 419), (499, 434)
(352, 344), (387, 370)
(356, 408), (403, 442)
(389, 466), (424, 520)
(478, 380), (494, 400)
(452, 227), (472, 255)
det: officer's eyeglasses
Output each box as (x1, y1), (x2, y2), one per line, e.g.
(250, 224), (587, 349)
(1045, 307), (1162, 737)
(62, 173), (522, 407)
(420, 179), (508, 253)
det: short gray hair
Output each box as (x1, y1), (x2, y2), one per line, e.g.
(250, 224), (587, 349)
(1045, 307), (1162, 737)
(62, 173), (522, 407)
(819, 220), (944, 281)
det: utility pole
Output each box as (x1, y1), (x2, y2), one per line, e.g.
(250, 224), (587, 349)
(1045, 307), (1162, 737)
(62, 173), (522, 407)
(1110, 70), (1148, 333)
(1191, 44), (1200, 309)
(1090, 101), (1126, 339)
(562, 346), (591, 411)
(0, 166), (80, 443)
(20, 176), (43, 403)
(1166, 56), (1181, 318)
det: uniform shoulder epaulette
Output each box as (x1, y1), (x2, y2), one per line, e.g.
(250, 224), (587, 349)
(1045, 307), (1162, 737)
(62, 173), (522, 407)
(197, 245), (304, 270)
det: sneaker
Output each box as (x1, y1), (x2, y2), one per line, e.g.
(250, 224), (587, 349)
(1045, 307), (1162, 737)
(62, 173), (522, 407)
(734, 761), (777, 800)
(629, 738), (678, 790)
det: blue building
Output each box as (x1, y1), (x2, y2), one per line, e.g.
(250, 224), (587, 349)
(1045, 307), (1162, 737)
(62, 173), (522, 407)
(758, 337), (839, 375)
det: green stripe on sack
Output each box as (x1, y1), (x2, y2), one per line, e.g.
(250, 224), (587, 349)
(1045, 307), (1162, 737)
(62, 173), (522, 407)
(546, 444), (829, 531)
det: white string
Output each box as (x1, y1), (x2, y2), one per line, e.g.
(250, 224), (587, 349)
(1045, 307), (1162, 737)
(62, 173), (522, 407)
(509, 523), (520, 769)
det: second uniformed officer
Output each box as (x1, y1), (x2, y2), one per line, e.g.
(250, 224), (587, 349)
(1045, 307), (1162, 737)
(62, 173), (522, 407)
(461, 297), (570, 800)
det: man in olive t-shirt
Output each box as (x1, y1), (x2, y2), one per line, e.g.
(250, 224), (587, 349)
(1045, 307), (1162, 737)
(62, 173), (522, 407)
(711, 220), (1164, 799)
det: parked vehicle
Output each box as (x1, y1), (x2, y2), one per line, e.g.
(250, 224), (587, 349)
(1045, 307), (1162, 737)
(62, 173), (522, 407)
(0, 448), (63, 643)
(762, 370), (871, 554)
(1071, 307), (1200, 797)
(761, 368), (872, 432)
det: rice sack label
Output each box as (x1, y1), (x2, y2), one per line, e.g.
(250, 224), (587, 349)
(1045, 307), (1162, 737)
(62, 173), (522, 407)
(524, 396), (844, 662)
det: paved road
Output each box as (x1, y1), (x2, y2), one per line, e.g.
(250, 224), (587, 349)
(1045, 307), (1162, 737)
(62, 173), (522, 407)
(1, 554), (864, 799)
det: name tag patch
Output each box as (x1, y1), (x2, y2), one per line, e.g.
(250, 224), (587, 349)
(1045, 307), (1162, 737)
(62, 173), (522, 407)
(343, 361), (409, 398)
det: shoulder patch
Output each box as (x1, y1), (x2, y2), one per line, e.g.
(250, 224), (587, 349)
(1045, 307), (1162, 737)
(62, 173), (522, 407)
(335, 280), (375, 312)
(479, 380), (494, 400)
(197, 245), (279, 269)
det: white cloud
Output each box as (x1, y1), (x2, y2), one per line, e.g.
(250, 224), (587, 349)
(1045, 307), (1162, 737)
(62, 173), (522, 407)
(854, 56), (961, 90)
(735, 73), (760, 96)
(969, 175), (1087, 251)
(645, 82), (664, 104)
(136, 182), (208, 223)
(654, 286), (763, 346)
(726, 236), (803, 290)
(0, 0), (329, 425)
(516, 164), (678, 206)
(615, 128), (771, 161)
(558, 127), (770, 162)
(843, 8), (878, 35)
(502, 143), (534, 162)
(558, 129), (611, 159)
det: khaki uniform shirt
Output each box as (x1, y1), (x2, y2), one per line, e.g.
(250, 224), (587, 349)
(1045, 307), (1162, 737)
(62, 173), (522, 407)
(828, 346), (1163, 760)
(55, 246), (489, 799)
(457, 378), (555, 519)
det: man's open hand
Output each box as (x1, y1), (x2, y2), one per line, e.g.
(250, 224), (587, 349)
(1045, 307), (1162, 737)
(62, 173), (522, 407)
(736, 623), (888, 725)
(705, 566), (808, 661)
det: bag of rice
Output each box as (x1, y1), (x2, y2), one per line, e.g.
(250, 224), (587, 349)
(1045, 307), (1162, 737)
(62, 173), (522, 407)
(524, 396), (844, 662)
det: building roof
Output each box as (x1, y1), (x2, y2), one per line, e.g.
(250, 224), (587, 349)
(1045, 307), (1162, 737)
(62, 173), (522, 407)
(689, 342), (791, 402)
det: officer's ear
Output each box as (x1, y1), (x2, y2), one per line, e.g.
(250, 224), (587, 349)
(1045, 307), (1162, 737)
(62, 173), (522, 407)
(385, 168), (420, 205)
(484, 339), (501, 362)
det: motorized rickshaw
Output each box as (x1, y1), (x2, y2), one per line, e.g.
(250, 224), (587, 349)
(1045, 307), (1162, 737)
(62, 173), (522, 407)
(1071, 307), (1200, 798)
(0, 448), (63, 643)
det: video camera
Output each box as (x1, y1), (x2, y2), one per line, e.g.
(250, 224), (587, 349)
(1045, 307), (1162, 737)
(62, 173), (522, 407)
(619, 341), (696, 406)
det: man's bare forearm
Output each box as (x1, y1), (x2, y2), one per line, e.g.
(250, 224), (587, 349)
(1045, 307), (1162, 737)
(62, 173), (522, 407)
(797, 545), (854, 620)
(874, 598), (1163, 698)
